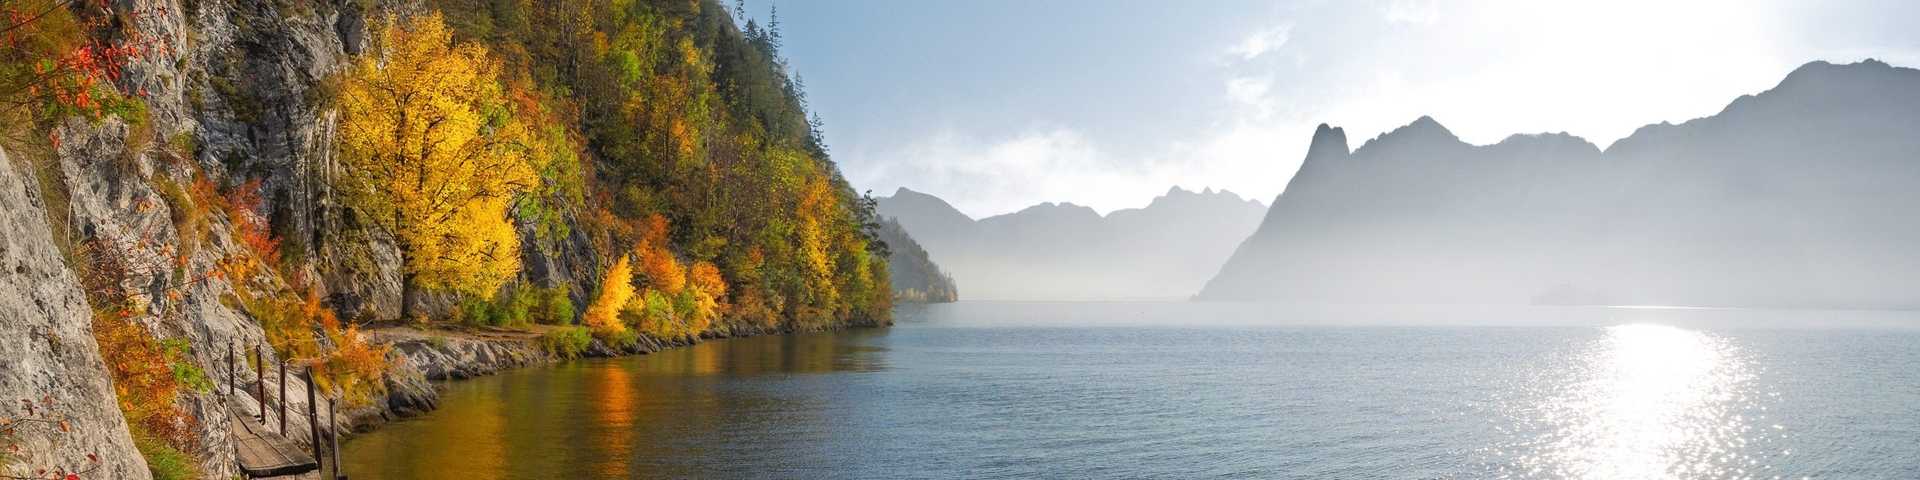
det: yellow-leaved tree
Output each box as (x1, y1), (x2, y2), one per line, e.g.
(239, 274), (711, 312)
(583, 256), (634, 335)
(336, 13), (539, 319)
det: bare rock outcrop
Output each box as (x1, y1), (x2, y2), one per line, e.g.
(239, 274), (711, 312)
(0, 147), (151, 479)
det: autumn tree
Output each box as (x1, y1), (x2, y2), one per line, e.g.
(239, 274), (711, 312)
(583, 256), (634, 335)
(336, 13), (540, 320)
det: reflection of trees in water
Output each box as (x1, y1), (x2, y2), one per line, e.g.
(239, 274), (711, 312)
(377, 378), (511, 479)
(495, 367), (584, 478)
(344, 331), (894, 479)
(587, 363), (635, 477)
(607, 331), (895, 475)
(625, 330), (892, 376)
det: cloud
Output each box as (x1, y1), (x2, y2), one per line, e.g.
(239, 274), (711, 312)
(1383, 0), (1439, 25)
(1225, 76), (1272, 105)
(858, 128), (1157, 217)
(1224, 75), (1277, 120)
(1229, 24), (1293, 61)
(841, 0), (1916, 217)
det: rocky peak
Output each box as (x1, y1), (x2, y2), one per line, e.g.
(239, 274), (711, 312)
(1305, 123), (1350, 160)
(1145, 186), (1257, 211)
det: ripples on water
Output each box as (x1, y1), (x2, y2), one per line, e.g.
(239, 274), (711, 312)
(341, 303), (1920, 479)
(1486, 324), (1777, 479)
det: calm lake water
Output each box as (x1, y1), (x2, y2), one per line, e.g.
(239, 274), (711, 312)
(340, 302), (1920, 479)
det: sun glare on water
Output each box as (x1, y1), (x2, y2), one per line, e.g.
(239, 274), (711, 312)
(1501, 324), (1775, 479)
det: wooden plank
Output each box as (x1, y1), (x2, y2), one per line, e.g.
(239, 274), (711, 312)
(229, 411), (318, 478)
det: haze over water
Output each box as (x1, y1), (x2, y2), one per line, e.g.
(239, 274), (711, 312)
(342, 303), (1920, 479)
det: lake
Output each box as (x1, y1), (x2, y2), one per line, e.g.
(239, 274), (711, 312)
(340, 302), (1920, 479)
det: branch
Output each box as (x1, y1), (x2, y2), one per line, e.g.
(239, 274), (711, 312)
(0, 0), (77, 37)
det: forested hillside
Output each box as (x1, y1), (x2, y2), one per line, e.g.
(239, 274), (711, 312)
(419, 0), (892, 333)
(0, 0), (891, 477)
(874, 218), (958, 303)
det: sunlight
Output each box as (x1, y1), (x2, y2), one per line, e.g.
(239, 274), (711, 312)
(1529, 324), (1760, 479)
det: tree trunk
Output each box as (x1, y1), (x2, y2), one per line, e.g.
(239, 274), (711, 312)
(401, 270), (418, 322)
(397, 216), (417, 322)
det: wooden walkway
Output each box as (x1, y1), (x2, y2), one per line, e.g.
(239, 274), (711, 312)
(229, 411), (318, 478)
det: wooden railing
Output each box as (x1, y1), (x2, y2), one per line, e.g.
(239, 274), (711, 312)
(225, 341), (348, 479)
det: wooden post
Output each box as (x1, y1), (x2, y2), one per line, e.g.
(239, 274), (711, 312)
(330, 395), (344, 480)
(306, 369), (321, 472)
(278, 360), (288, 433)
(254, 345), (266, 422)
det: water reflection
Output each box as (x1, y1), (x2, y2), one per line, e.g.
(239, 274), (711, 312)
(589, 362), (635, 477)
(340, 313), (1916, 479)
(1511, 324), (1769, 479)
(339, 330), (890, 480)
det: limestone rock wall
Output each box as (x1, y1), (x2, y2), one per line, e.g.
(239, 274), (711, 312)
(0, 147), (150, 479)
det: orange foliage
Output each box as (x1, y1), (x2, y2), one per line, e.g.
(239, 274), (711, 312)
(234, 288), (390, 406)
(304, 291), (389, 405)
(223, 179), (281, 270)
(636, 214), (685, 295)
(81, 237), (200, 452)
(689, 261), (727, 301)
(91, 308), (197, 449)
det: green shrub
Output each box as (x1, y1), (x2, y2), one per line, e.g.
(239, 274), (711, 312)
(456, 296), (496, 327)
(135, 436), (201, 480)
(498, 286), (537, 329)
(535, 286), (574, 325)
(541, 326), (591, 359)
(461, 286), (550, 329)
(596, 328), (639, 351)
(161, 338), (213, 393)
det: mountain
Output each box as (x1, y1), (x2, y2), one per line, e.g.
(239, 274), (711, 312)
(878, 187), (1267, 300)
(874, 218), (959, 302)
(1200, 59), (1920, 309)
(880, 187), (977, 244)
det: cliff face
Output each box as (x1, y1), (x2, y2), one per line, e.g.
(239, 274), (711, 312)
(1201, 60), (1920, 309)
(2, 2), (379, 476)
(0, 147), (151, 479)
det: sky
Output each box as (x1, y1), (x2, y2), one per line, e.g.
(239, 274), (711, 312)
(739, 0), (1920, 218)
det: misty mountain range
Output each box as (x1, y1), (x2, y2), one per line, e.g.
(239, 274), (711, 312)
(1202, 59), (1920, 309)
(877, 187), (1267, 300)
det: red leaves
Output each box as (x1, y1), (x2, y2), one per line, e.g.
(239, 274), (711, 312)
(3, 0), (171, 118)
(219, 178), (283, 279)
